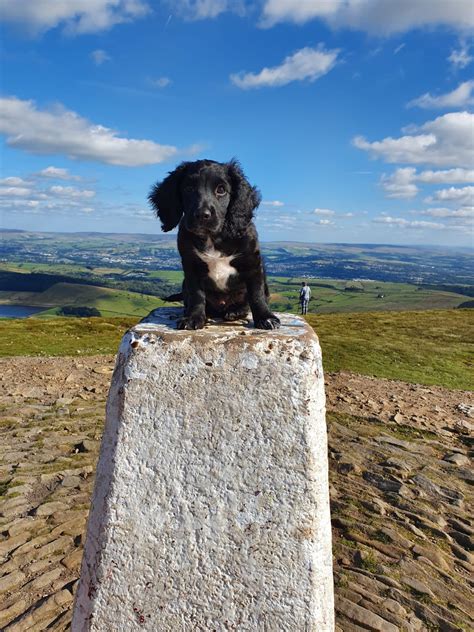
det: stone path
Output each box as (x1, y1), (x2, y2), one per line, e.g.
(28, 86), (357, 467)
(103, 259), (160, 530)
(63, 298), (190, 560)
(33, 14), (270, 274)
(0, 357), (472, 631)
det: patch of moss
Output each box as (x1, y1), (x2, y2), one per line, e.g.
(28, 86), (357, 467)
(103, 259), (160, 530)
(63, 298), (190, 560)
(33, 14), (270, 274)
(6, 491), (22, 499)
(359, 551), (381, 574)
(0, 479), (12, 495)
(8, 480), (25, 488)
(339, 537), (357, 550)
(389, 423), (438, 441)
(0, 419), (15, 429)
(335, 574), (349, 588)
(373, 529), (391, 544)
(39, 460), (76, 474)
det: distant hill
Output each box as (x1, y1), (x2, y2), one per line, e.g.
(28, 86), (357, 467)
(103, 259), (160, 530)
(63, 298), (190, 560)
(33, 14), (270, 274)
(1, 229), (472, 285)
(0, 280), (165, 318)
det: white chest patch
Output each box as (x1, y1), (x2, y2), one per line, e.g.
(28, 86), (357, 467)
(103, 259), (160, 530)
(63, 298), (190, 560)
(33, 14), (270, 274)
(196, 245), (237, 291)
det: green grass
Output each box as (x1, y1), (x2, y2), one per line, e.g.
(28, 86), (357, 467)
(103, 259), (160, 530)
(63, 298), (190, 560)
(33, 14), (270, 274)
(0, 317), (136, 356)
(308, 309), (473, 390)
(359, 550), (381, 574)
(268, 277), (470, 314)
(0, 308), (472, 390)
(2, 263), (470, 316)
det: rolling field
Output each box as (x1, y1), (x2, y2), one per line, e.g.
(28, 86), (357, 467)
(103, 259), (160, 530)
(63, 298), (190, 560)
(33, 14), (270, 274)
(269, 277), (471, 313)
(0, 263), (471, 316)
(0, 282), (166, 318)
(0, 309), (472, 390)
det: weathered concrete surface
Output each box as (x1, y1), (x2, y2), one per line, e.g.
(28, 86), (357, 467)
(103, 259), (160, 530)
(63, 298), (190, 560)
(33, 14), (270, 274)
(72, 309), (334, 631)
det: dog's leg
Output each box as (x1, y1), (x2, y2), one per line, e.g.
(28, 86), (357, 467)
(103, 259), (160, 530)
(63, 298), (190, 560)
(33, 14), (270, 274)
(178, 278), (207, 330)
(246, 271), (280, 330)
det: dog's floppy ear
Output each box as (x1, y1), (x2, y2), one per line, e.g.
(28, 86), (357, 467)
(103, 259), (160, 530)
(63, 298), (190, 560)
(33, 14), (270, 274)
(224, 159), (262, 238)
(148, 162), (190, 232)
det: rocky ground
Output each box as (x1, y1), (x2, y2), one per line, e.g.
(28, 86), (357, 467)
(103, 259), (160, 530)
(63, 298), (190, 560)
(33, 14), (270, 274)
(0, 356), (472, 631)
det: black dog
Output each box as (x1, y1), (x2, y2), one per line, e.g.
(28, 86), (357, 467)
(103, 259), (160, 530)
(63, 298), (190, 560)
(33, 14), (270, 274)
(149, 159), (280, 331)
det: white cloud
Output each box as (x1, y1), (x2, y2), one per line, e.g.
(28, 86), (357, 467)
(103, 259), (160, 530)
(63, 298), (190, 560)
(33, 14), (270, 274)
(91, 49), (111, 65)
(0, 199), (41, 214)
(48, 185), (96, 199)
(0, 96), (179, 166)
(354, 111), (474, 168)
(260, 0), (474, 34)
(262, 200), (285, 207)
(420, 206), (474, 219)
(0, 186), (32, 197)
(380, 166), (474, 198)
(315, 218), (335, 225)
(416, 168), (474, 184)
(381, 168), (419, 198)
(147, 76), (172, 88)
(0, 169), (99, 217)
(37, 166), (82, 181)
(230, 45), (339, 89)
(427, 185), (474, 205)
(408, 81), (474, 109)
(167, 0), (245, 20)
(373, 216), (444, 230)
(130, 207), (155, 221)
(261, 0), (341, 26)
(0, 0), (150, 35)
(415, 206), (473, 233)
(448, 39), (473, 69)
(0, 176), (31, 186)
(313, 208), (336, 216)
(354, 133), (437, 164)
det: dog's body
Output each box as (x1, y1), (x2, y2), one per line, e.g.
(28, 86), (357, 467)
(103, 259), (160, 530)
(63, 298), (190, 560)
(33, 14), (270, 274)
(149, 159), (280, 330)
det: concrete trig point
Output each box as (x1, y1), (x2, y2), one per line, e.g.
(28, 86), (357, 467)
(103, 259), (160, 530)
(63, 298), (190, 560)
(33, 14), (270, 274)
(72, 308), (334, 631)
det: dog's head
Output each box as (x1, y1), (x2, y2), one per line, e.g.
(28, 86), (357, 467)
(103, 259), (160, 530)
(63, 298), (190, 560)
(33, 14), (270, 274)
(149, 159), (261, 238)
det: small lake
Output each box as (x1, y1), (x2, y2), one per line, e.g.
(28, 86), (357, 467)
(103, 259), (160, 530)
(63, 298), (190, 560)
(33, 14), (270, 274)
(0, 305), (46, 318)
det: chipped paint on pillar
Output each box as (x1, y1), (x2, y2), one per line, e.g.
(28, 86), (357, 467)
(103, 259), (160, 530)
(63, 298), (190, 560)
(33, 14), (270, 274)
(72, 308), (334, 631)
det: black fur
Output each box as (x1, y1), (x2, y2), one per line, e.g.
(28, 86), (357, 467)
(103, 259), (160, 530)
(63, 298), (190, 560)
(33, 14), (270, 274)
(149, 159), (280, 330)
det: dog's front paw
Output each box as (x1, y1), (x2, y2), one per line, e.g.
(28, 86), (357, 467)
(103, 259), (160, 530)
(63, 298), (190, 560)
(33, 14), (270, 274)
(254, 314), (280, 330)
(178, 314), (206, 330)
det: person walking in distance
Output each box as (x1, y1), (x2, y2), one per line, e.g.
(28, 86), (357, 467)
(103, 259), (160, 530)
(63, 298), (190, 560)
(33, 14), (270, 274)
(299, 281), (311, 315)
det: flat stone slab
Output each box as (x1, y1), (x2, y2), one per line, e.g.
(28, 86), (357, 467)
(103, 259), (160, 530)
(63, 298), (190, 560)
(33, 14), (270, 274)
(72, 309), (334, 631)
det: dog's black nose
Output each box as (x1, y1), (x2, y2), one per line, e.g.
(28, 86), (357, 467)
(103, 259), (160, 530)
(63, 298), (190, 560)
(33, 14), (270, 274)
(198, 208), (212, 221)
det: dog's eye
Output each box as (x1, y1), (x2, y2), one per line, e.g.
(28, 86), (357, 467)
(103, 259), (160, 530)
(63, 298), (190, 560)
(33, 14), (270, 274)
(215, 184), (227, 197)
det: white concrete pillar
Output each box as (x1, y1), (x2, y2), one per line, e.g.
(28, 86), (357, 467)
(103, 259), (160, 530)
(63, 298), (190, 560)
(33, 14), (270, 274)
(72, 308), (334, 631)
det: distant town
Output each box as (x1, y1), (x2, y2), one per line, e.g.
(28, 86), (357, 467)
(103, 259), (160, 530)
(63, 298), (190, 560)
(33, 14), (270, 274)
(1, 229), (472, 286)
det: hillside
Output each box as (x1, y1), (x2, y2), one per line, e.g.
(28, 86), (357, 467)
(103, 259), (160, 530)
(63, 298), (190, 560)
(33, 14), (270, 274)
(269, 278), (471, 314)
(0, 281), (165, 318)
(0, 265), (472, 317)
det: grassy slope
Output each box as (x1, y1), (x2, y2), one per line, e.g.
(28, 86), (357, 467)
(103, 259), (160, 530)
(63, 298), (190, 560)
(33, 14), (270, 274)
(307, 309), (473, 390)
(0, 317), (136, 356)
(0, 309), (472, 390)
(269, 277), (469, 313)
(0, 282), (166, 318)
(2, 263), (183, 280)
(1, 264), (469, 314)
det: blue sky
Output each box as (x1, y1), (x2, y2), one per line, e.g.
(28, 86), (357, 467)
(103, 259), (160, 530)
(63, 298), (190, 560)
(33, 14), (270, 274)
(1, 0), (473, 246)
